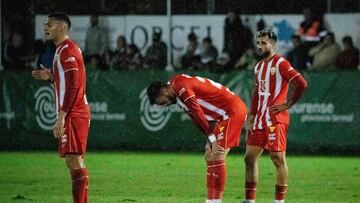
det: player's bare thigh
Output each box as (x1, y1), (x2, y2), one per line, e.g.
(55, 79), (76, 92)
(205, 146), (231, 161)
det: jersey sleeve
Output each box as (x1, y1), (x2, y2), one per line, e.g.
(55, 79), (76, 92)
(279, 59), (300, 82)
(171, 76), (212, 135)
(60, 47), (79, 72)
(60, 47), (80, 113)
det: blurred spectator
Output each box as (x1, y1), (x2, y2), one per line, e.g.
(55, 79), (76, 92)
(4, 31), (31, 70)
(285, 35), (308, 70)
(212, 53), (231, 73)
(298, 8), (327, 65)
(144, 32), (167, 70)
(32, 39), (55, 69)
(298, 8), (326, 45)
(200, 37), (218, 69)
(223, 11), (253, 68)
(336, 36), (360, 70)
(114, 44), (143, 70)
(84, 15), (109, 69)
(181, 32), (201, 70)
(234, 47), (258, 70)
(308, 32), (340, 71)
(109, 35), (127, 69)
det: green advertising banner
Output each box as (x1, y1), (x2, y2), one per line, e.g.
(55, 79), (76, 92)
(0, 70), (359, 153)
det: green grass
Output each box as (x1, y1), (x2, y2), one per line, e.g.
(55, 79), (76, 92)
(0, 152), (359, 203)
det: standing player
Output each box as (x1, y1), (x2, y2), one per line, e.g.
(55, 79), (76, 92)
(32, 13), (90, 203)
(243, 30), (308, 203)
(147, 74), (247, 203)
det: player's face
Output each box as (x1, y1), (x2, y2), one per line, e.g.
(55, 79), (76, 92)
(43, 18), (62, 41)
(155, 87), (176, 107)
(256, 36), (275, 58)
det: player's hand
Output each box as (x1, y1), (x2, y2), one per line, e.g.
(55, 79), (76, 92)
(53, 117), (66, 139)
(270, 103), (289, 114)
(53, 111), (67, 139)
(205, 141), (211, 151)
(32, 64), (52, 81)
(246, 115), (255, 139)
(211, 141), (224, 155)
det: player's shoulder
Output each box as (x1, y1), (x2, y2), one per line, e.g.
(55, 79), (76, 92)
(170, 74), (193, 90)
(60, 40), (82, 57)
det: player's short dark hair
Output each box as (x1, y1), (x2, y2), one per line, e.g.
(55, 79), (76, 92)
(48, 12), (71, 29)
(256, 29), (277, 42)
(147, 81), (167, 105)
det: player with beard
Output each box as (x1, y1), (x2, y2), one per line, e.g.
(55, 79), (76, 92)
(32, 12), (90, 203)
(243, 30), (308, 203)
(147, 75), (247, 203)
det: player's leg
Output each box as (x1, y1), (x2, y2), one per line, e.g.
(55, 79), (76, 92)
(60, 117), (90, 203)
(266, 124), (289, 203)
(205, 143), (214, 203)
(243, 144), (263, 203)
(65, 154), (89, 203)
(269, 151), (287, 203)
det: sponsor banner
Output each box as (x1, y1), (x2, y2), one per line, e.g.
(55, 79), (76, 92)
(0, 70), (359, 152)
(35, 13), (360, 61)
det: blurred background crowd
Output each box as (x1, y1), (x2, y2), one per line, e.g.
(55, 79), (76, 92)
(2, 0), (360, 72)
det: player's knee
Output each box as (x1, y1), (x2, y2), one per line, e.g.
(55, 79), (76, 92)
(244, 154), (256, 166)
(204, 150), (212, 162)
(65, 154), (85, 170)
(270, 154), (286, 168)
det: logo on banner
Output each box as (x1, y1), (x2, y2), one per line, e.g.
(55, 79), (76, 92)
(139, 88), (172, 132)
(34, 86), (57, 130)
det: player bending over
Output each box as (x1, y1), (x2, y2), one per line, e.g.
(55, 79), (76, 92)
(147, 74), (247, 203)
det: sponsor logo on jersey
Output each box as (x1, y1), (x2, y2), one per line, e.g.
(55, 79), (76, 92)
(268, 133), (276, 141)
(65, 56), (76, 63)
(269, 126), (276, 133)
(178, 87), (186, 96)
(219, 126), (225, 132)
(259, 80), (266, 92)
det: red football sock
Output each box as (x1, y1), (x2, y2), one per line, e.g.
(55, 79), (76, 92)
(206, 161), (214, 199)
(212, 160), (226, 199)
(245, 181), (257, 200)
(275, 184), (287, 200)
(71, 168), (89, 203)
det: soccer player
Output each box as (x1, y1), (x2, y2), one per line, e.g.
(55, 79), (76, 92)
(32, 13), (90, 203)
(147, 74), (247, 203)
(243, 30), (308, 203)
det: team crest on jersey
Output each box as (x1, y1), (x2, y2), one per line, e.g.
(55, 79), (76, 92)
(270, 67), (276, 75)
(219, 126), (225, 132)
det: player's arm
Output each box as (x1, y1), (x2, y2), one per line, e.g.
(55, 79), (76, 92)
(270, 61), (308, 114)
(247, 78), (259, 134)
(32, 64), (53, 82)
(53, 50), (80, 139)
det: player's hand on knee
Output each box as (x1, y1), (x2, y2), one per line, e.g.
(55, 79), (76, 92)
(211, 142), (224, 155)
(205, 142), (211, 151)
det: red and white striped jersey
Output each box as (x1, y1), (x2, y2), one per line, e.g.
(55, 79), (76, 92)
(53, 39), (90, 118)
(170, 74), (244, 135)
(251, 54), (301, 130)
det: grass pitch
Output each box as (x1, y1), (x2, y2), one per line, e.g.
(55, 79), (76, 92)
(0, 152), (359, 203)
